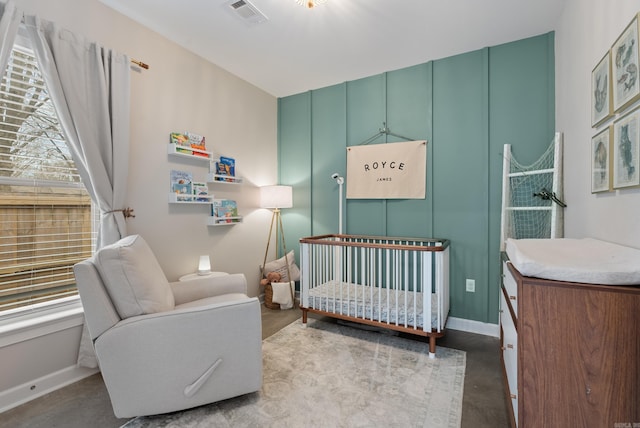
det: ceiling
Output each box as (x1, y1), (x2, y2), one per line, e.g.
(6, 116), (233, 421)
(100, 0), (566, 98)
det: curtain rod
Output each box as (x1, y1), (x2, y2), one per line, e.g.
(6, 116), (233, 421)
(17, 11), (150, 70)
(130, 59), (149, 70)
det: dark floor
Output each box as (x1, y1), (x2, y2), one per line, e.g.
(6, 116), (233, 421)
(1, 305), (508, 428)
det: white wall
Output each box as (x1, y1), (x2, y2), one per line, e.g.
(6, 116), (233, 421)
(556, 0), (640, 248)
(16, 0), (279, 291)
(1, 0), (277, 411)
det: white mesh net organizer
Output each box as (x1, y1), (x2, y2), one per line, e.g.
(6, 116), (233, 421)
(500, 132), (565, 251)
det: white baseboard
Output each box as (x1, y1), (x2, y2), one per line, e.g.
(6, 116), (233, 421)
(0, 364), (99, 414)
(446, 316), (499, 337)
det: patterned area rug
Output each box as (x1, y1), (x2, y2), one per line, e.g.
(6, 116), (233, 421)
(122, 319), (465, 428)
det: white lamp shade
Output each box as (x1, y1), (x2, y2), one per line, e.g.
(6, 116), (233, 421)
(198, 255), (211, 275)
(260, 185), (293, 209)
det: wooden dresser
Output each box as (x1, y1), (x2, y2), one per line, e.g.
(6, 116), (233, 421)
(500, 258), (640, 427)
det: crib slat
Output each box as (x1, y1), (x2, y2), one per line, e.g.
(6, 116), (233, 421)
(413, 250), (417, 330)
(301, 242), (309, 309)
(385, 247), (390, 326)
(394, 248), (399, 326)
(377, 245), (382, 325)
(424, 250), (433, 333)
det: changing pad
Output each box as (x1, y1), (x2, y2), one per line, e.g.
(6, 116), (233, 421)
(505, 238), (640, 285)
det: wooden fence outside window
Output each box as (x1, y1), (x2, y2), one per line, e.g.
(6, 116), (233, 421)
(0, 187), (94, 311)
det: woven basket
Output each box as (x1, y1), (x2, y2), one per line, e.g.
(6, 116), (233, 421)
(264, 283), (280, 310)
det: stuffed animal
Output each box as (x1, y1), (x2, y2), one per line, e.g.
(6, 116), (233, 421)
(260, 271), (282, 287)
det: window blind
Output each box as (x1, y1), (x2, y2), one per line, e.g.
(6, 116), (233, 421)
(0, 40), (96, 312)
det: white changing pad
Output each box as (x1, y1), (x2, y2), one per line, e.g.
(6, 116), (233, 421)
(505, 238), (640, 285)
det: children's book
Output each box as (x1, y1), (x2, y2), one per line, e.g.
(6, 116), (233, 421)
(186, 132), (207, 157)
(192, 182), (209, 202)
(170, 170), (193, 201)
(215, 156), (235, 181)
(170, 132), (192, 155)
(212, 199), (238, 223)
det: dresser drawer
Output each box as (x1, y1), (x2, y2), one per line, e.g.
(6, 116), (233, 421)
(501, 292), (518, 426)
(502, 261), (518, 318)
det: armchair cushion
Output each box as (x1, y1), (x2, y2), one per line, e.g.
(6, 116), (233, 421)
(170, 273), (248, 306)
(95, 234), (174, 319)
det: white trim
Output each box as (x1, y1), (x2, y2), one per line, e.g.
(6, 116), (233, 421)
(446, 316), (499, 337)
(0, 364), (98, 414)
(0, 297), (90, 413)
(0, 297), (84, 348)
(0, 295), (82, 322)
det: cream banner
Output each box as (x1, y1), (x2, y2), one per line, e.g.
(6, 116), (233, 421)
(346, 140), (427, 199)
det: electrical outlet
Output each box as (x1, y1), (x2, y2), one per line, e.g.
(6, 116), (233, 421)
(466, 279), (475, 292)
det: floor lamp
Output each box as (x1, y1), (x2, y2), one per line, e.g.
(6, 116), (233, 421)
(260, 185), (294, 302)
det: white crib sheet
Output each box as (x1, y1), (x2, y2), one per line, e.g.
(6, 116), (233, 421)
(306, 281), (438, 329)
(505, 238), (640, 285)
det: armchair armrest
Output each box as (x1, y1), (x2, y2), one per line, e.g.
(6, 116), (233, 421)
(169, 273), (248, 305)
(94, 295), (262, 418)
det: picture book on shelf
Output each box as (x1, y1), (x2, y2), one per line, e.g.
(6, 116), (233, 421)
(170, 170), (193, 201)
(212, 199), (239, 223)
(169, 132), (192, 155)
(170, 131), (207, 157)
(192, 182), (209, 202)
(215, 156), (235, 181)
(186, 132), (207, 157)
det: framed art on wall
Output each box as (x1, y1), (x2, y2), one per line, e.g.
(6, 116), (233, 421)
(591, 127), (611, 193)
(591, 53), (612, 127)
(612, 13), (640, 112)
(612, 108), (640, 189)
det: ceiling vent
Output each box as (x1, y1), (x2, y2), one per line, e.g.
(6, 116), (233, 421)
(226, 0), (268, 25)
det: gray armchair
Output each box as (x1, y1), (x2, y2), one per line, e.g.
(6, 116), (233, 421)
(73, 234), (262, 418)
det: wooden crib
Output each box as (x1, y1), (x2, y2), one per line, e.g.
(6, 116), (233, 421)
(299, 234), (450, 357)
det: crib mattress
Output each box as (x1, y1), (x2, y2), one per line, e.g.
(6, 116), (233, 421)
(505, 238), (640, 285)
(306, 281), (439, 329)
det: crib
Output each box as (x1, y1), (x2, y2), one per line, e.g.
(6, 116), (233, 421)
(299, 234), (450, 357)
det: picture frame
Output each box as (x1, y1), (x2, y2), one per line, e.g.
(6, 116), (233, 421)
(612, 13), (640, 112)
(591, 127), (612, 193)
(591, 53), (612, 127)
(612, 107), (640, 189)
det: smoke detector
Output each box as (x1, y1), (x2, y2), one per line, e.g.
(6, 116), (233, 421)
(226, 0), (268, 25)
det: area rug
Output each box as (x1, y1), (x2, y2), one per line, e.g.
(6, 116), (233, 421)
(121, 319), (465, 428)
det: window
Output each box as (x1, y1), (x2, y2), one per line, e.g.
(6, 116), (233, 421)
(0, 37), (96, 312)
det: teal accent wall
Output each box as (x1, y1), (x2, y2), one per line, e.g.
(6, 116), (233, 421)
(277, 93), (311, 250)
(312, 83), (347, 236)
(278, 32), (555, 324)
(346, 74), (386, 235)
(432, 48), (490, 322)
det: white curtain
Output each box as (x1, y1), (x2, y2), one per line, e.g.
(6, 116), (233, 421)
(0, 1), (20, 73)
(22, 15), (131, 367)
(24, 15), (130, 249)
